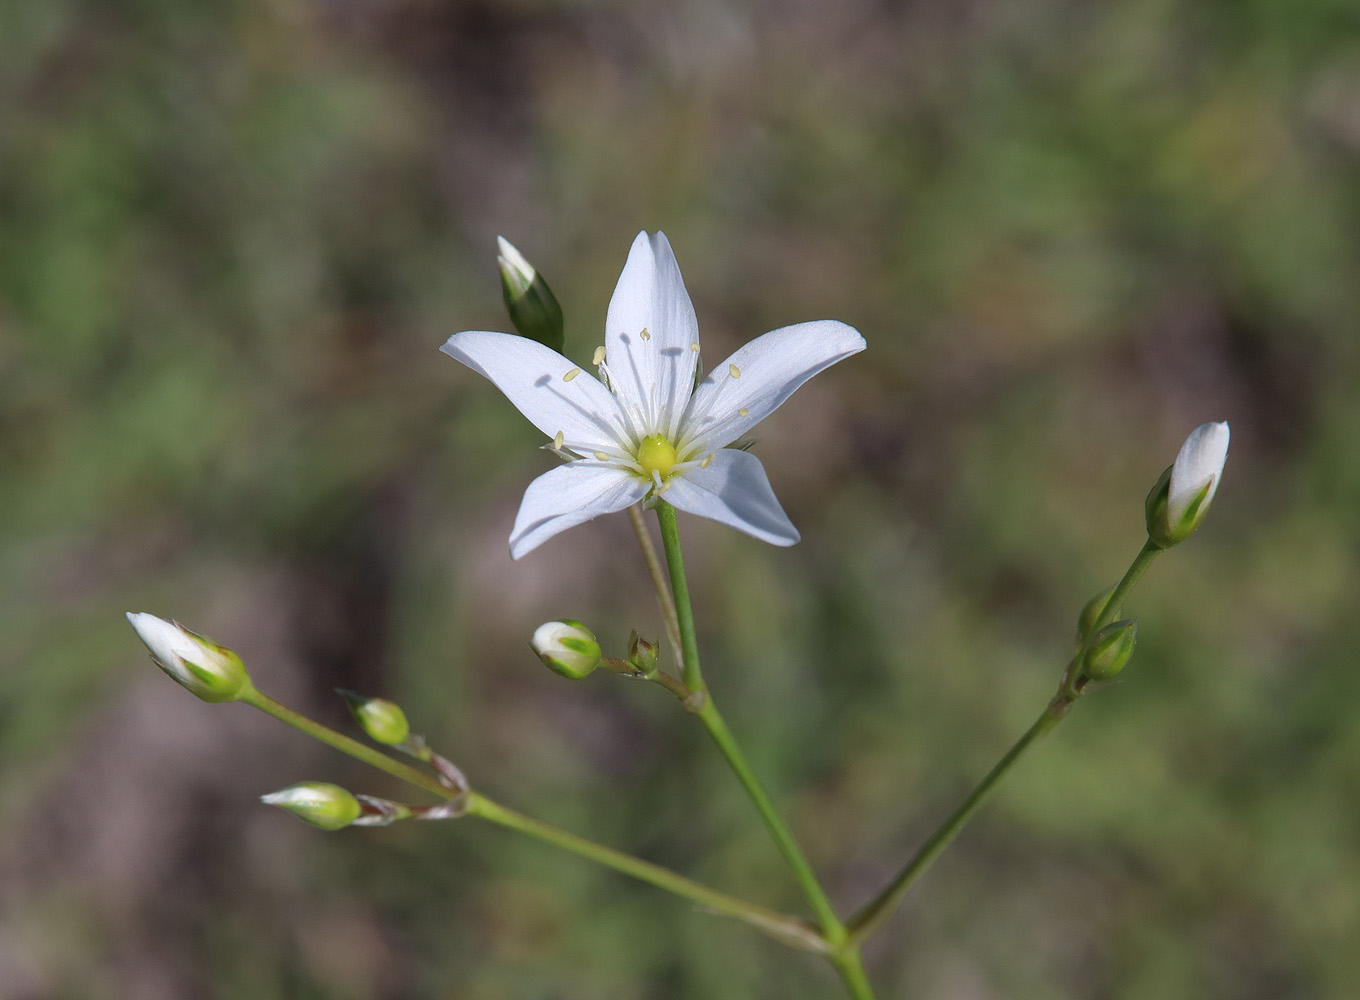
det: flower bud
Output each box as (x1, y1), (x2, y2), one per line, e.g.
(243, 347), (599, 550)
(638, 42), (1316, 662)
(628, 630), (659, 673)
(1076, 585), (1119, 640)
(1081, 619), (1138, 682)
(126, 612), (252, 703)
(531, 619), (602, 679)
(1146, 421), (1230, 548)
(339, 690), (411, 746)
(261, 782), (363, 831)
(498, 236), (565, 353)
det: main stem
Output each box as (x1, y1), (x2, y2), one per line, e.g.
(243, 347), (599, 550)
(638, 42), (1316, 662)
(246, 689), (826, 953)
(653, 502), (848, 943)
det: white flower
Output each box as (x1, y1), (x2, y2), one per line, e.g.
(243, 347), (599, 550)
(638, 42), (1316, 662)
(441, 231), (866, 558)
(1167, 421), (1230, 527)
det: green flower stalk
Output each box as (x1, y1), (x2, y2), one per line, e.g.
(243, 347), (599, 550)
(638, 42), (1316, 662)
(126, 612), (253, 703)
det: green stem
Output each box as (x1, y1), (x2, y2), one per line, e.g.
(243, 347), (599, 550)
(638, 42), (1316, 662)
(654, 501), (704, 692)
(654, 501), (846, 943)
(832, 948), (878, 1000)
(465, 794), (829, 954)
(848, 538), (1164, 945)
(1096, 541), (1160, 630)
(245, 689), (454, 800)
(697, 700), (846, 940)
(847, 704), (1065, 945)
(628, 503), (685, 666)
(245, 688), (827, 954)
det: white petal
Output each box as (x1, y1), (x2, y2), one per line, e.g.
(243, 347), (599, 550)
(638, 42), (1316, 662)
(679, 320), (865, 452)
(1168, 420), (1230, 522)
(441, 330), (628, 453)
(603, 232), (701, 441)
(664, 449), (800, 546)
(126, 612), (197, 682)
(510, 463), (649, 559)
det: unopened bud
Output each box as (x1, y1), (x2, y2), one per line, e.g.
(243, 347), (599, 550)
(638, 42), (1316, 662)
(1081, 619), (1138, 681)
(1077, 585), (1119, 640)
(261, 781), (362, 831)
(339, 690), (410, 746)
(531, 619), (602, 679)
(498, 236), (565, 353)
(126, 612), (252, 703)
(628, 630), (659, 673)
(1147, 422), (1230, 548)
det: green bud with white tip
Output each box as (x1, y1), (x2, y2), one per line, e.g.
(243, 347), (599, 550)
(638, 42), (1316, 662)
(1081, 619), (1138, 682)
(339, 690), (411, 746)
(261, 781), (363, 831)
(498, 236), (565, 353)
(126, 612), (253, 703)
(531, 619), (602, 680)
(1146, 422), (1230, 549)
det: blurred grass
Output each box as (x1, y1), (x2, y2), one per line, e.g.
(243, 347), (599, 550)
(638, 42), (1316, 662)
(3, 0), (1360, 997)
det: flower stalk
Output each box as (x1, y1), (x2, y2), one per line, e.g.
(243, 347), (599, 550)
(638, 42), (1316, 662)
(653, 500), (849, 947)
(240, 684), (829, 954)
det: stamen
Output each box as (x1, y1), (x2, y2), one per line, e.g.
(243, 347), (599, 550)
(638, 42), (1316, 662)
(690, 343), (700, 352)
(640, 327), (651, 341)
(594, 451), (609, 461)
(553, 431), (565, 450)
(563, 368), (581, 382)
(729, 364), (741, 378)
(592, 345), (606, 366)
(738, 408), (749, 417)
(700, 454), (715, 468)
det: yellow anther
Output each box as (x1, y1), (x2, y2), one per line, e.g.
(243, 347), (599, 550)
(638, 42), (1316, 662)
(553, 431), (565, 450)
(738, 407), (749, 416)
(640, 327), (651, 341)
(690, 342), (700, 352)
(562, 368), (580, 382)
(594, 451), (609, 461)
(700, 454), (715, 468)
(636, 434), (678, 478)
(729, 364), (741, 378)
(592, 345), (606, 366)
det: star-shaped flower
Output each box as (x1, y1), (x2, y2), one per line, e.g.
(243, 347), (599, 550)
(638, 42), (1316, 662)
(441, 231), (866, 559)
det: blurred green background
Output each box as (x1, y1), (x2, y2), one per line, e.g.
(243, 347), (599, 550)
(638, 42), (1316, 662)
(3, 0), (1359, 997)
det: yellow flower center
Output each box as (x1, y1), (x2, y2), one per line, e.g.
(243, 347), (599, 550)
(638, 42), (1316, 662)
(636, 434), (678, 478)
